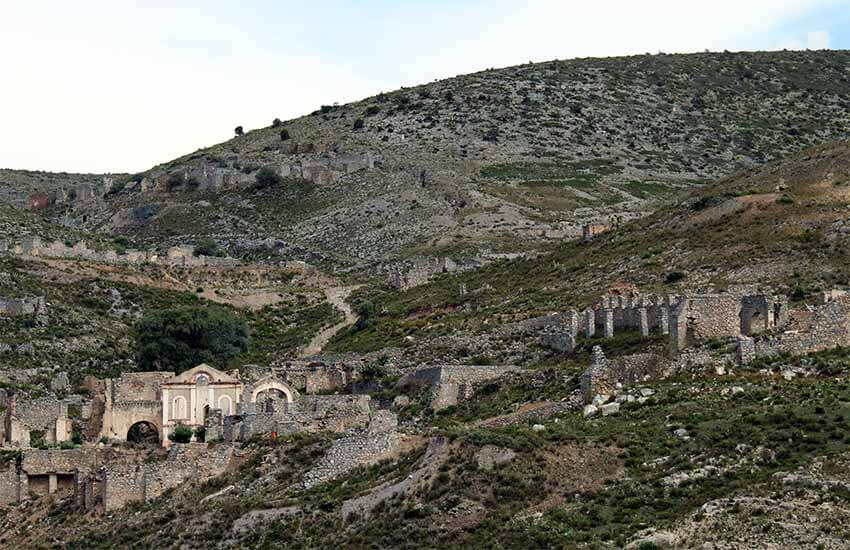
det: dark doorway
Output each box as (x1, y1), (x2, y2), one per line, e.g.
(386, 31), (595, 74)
(127, 421), (159, 445)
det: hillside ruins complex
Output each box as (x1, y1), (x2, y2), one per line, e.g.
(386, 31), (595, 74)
(557, 289), (850, 404)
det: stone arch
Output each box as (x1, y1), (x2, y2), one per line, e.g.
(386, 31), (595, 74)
(250, 381), (296, 404)
(218, 395), (232, 415)
(127, 421), (159, 445)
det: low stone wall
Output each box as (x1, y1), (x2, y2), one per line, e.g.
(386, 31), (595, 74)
(4, 236), (239, 268)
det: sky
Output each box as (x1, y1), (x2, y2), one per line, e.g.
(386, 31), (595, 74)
(2, 0), (849, 174)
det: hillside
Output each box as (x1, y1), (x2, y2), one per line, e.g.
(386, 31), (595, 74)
(3, 51), (850, 550)
(327, 140), (850, 358)
(22, 49), (850, 270)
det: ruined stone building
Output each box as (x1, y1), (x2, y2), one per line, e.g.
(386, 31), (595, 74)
(541, 291), (789, 357)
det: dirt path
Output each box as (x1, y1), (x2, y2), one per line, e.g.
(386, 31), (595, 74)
(300, 286), (359, 357)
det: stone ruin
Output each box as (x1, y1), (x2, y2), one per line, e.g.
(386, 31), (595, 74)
(400, 365), (520, 410)
(387, 256), (459, 290)
(3, 235), (239, 268)
(0, 359), (400, 511)
(0, 295), (46, 317)
(582, 222), (612, 242)
(574, 288), (850, 403)
(125, 144), (381, 194)
(540, 291), (789, 357)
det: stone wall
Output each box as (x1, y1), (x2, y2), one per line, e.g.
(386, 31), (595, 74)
(542, 291), (789, 358)
(101, 443), (233, 511)
(301, 410), (400, 489)
(0, 296), (46, 317)
(580, 347), (667, 403)
(582, 222), (611, 242)
(221, 394), (371, 441)
(387, 257), (459, 290)
(740, 295), (850, 363)
(3, 235), (239, 267)
(6, 396), (69, 446)
(401, 365), (520, 410)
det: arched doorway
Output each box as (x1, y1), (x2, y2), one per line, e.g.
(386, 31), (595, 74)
(127, 421), (160, 445)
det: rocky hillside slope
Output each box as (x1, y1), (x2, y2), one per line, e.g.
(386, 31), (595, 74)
(19, 49), (850, 270)
(327, 140), (850, 356)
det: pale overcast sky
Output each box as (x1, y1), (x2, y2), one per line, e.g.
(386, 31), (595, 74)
(2, 0), (849, 174)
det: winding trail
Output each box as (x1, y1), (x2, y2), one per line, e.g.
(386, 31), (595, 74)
(300, 286), (359, 357)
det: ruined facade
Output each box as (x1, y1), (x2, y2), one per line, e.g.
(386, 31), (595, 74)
(541, 291), (789, 357)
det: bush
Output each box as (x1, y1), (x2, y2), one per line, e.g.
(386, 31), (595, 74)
(254, 166), (282, 190)
(353, 118), (365, 130)
(194, 426), (206, 443)
(194, 238), (224, 257)
(272, 118), (282, 127)
(665, 271), (686, 284)
(169, 423), (193, 444)
(166, 172), (185, 191)
(365, 106), (380, 116)
(234, 126), (244, 136)
(280, 128), (291, 141)
(134, 305), (250, 373)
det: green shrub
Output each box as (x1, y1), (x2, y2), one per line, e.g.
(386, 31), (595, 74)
(353, 118), (365, 130)
(664, 271), (686, 284)
(234, 126), (244, 136)
(134, 305), (250, 373)
(365, 106), (380, 116)
(272, 118), (282, 127)
(194, 238), (224, 257)
(169, 423), (193, 444)
(280, 128), (291, 141)
(254, 166), (282, 190)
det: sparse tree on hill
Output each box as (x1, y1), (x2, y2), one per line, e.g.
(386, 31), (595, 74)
(234, 126), (244, 136)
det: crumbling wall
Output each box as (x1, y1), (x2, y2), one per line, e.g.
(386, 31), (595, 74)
(301, 410), (400, 489)
(580, 347), (667, 402)
(401, 365), (519, 410)
(222, 395), (371, 441)
(102, 443), (233, 511)
(387, 257), (459, 290)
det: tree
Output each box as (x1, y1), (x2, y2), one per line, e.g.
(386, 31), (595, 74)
(272, 118), (282, 127)
(169, 423), (193, 444)
(280, 128), (291, 141)
(254, 166), (282, 190)
(234, 126), (244, 136)
(194, 238), (224, 257)
(134, 305), (249, 373)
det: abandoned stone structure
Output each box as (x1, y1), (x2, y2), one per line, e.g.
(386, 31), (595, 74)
(124, 145), (380, 194)
(0, 359), (401, 511)
(400, 365), (520, 410)
(738, 291), (850, 365)
(0, 295), (46, 317)
(3, 235), (238, 267)
(388, 256), (459, 290)
(541, 291), (789, 357)
(582, 222), (612, 242)
(580, 347), (667, 403)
